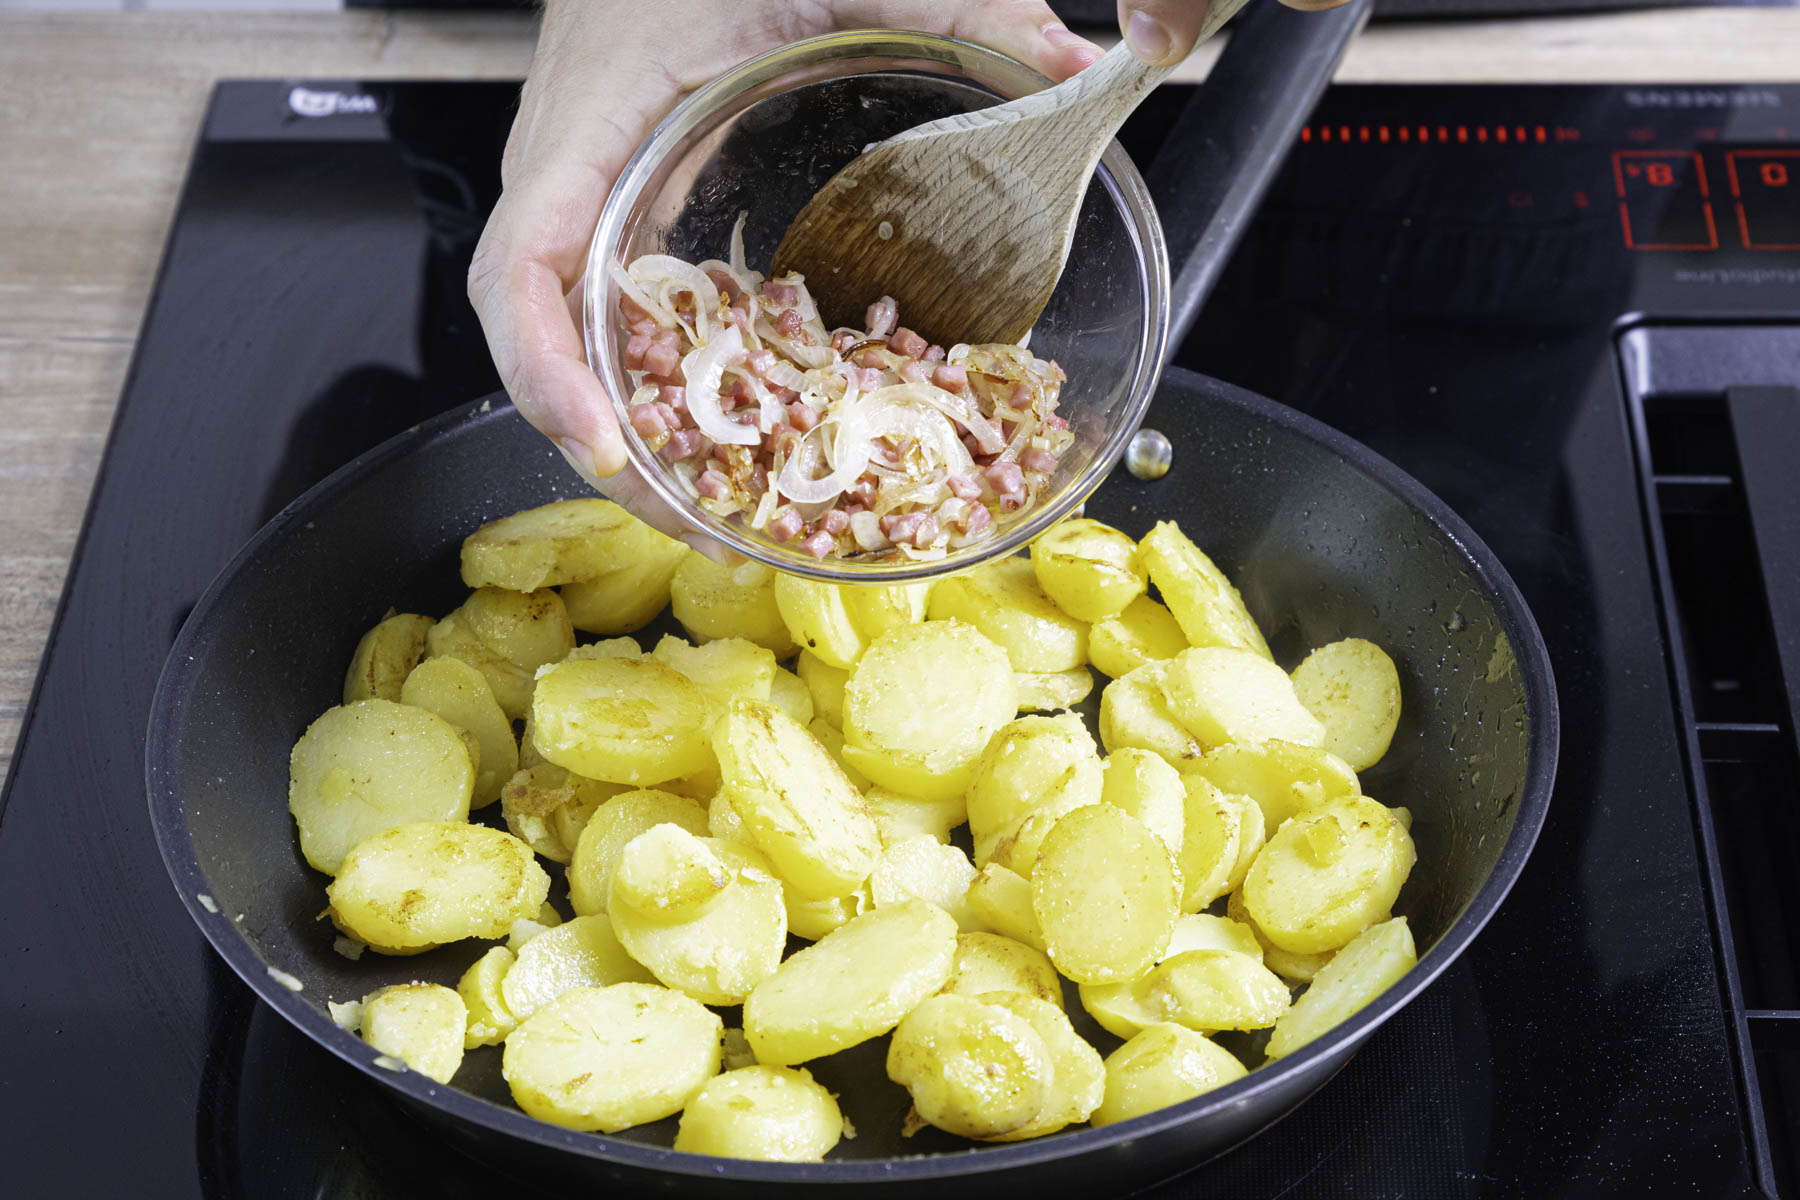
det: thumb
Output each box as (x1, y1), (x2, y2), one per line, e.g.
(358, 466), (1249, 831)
(1116, 0), (1232, 67)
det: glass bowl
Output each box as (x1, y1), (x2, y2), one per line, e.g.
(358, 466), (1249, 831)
(584, 30), (1169, 582)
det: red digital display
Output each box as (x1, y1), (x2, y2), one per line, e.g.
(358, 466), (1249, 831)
(1726, 150), (1800, 250)
(1612, 150), (1718, 251)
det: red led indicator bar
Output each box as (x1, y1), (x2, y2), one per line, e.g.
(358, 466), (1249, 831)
(1612, 150), (1718, 251)
(1726, 149), (1800, 250)
(1296, 123), (1583, 147)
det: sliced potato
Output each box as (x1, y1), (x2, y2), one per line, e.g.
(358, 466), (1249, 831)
(670, 553), (797, 656)
(941, 932), (1063, 1009)
(460, 498), (674, 592)
(965, 863), (1048, 953)
(927, 556), (1087, 673)
(784, 881), (870, 942)
(675, 1065), (844, 1162)
(869, 836), (982, 931)
(1078, 915), (1267, 1040)
(979, 790), (1094, 879)
(806, 717), (870, 789)
(531, 657), (713, 786)
(1032, 804), (1179, 984)
(650, 634), (776, 712)
(1162, 646), (1324, 751)
(795, 650), (848, 729)
(1100, 747), (1186, 861)
(842, 581), (932, 641)
(1178, 776), (1243, 913)
(886, 993), (1052, 1139)
(1030, 518), (1146, 623)
(1267, 916), (1417, 1058)
(744, 899), (957, 1066)
(567, 788), (709, 916)
(864, 786), (966, 847)
(1136, 521), (1270, 659)
(1143, 948), (1289, 1033)
(401, 656), (517, 808)
(610, 839), (787, 1005)
(1087, 596), (1188, 681)
(327, 822), (549, 952)
(502, 983), (721, 1133)
(1186, 739), (1360, 841)
(842, 620), (1016, 801)
(965, 713), (1104, 843)
(1223, 795), (1265, 895)
(1290, 638), (1402, 771)
(1228, 889), (1334, 983)
(559, 540), (689, 635)
(1014, 667), (1095, 713)
(1090, 1024), (1247, 1126)
(459, 586), (575, 673)
(975, 992), (1105, 1140)
(1097, 661), (1204, 767)
(773, 574), (867, 669)
(1076, 977), (1163, 1041)
(289, 699), (473, 875)
(1242, 795), (1416, 954)
(343, 613), (434, 703)
(361, 984), (466, 1084)
(562, 637), (643, 662)
(610, 822), (733, 917)
(456, 946), (517, 1047)
(1164, 913), (1263, 961)
(425, 610), (534, 719)
(714, 701), (880, 901)
(501, 763), (628, 866)
(767, 667), (815, 726)
(500, 912), (655, 1021)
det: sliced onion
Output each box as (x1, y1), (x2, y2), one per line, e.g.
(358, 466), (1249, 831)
(765, 360), (808, 392)
(629, 255), (720, 344)
(683, 325), (758, 446)
(608, 259), (677, 328)
(729, 211), (752, 281)
(778, 424), (869, 504)
(850, 510), (887, 551)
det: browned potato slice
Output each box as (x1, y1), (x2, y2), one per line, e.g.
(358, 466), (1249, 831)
(795, 650), (848, 729)
(1161, 646), (1325, 751)
(1186, 739), (1360, 841)
(500, 763), (627, 866)
(342, 612), (434, 703)
(360, 984), (466, 1084)
(1143, 948), (1289, 1032)
(868, 836), (981, 931)
(500, 912), (656, 1021)
(609, 838), (787, 1005)
(1014, 667), (1095, 713)
(460, 586), (575, 673)
(531, 657), (713, 785)
(1030, 518), (1146, 623)
(1242, 795), (1416, 954)
(842, 620), (1017, 801)
(965, 863), (1048, 953)
(714, 701), (880, 901)
(965, 713), (1104, 844)
(940, 932), (1063, 1009)
(864, 787), (966, 847)
(767, 667), (814, 726)
(1227, 889), (1335, 983)
(744, 900), (957, 1065)
(772, 574), (866, 669)
(1098, 661), (1204, 767)
(927, 556), (1088, 673)
(886, 993), (1052, 1139)
(288, 698), (473, 875)
(1290, 638), (1403, 771)
(1178, 776), (1243, 913)
(1136, 521), (1270, 658)
(674, 1065), (844, 1162)
(669, 554), (797, 656)
(327, 821), (549, 952)
(425, 610), (534, 720)
(400, 656), (517, 808)
(974, 992), (1105, 1140)
(842, 582), (932, 641)
(1090, 1024), (1246, 1126)
(1100, 747), (1186, 861)
(460, 498), (669, 591)
(1032, 804), (1179, 984)
(1087, 596), (1188, 681)
(566, 788), (709, 915)
(1266, 917), (1416, 1058)
(456, 946), (517, 1047)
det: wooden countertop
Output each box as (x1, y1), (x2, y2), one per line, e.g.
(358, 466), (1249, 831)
(2, 7), (1799, 783)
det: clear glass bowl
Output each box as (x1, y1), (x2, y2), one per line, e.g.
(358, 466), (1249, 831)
(584, 30), (1169, 582)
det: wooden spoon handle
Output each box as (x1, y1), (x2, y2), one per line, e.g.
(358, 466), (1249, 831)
(1054, 0), (1260, 134)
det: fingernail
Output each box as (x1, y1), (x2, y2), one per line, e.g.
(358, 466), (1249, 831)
(554, 437), (598, 480)
(1044, 23), (1089, 49)
(1125, 11), (1174, 65)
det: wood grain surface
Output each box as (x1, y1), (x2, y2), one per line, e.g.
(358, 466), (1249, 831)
(2, 8), (1798, 786)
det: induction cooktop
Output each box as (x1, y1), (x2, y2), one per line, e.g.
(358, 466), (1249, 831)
(3, 77), (1799, 1197)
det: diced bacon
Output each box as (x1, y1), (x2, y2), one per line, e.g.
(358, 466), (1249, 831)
(850, 477), (877, 506)
(1046, 415), (1069, 431)
(644, 330), (681, 378)
(1021, 447), (1058, 475)
(658, 384), (686, 410)
(747, 349), (776, 376)
(1009, 382), (1033, 408)
(856, 366), (886, 391)
(866, 296), (898, 338)
(963, 503), (992, 534)
(963, 434), (984, 456)
(625, 332), (651, 370)
(947, 474), (982, 502)
(832, 331), (857, 355)
(912, 514), (939, 547)
(856, 348), (887, 369)
(696, 470), (730, 500)
(706, 269), (738, 300)
(765, 427), (802, 459)
(999, 490), (1026, 513)
(843, 503), (866, 518)
(662, 429), (701, 459)
(762, 281), (797, 307)
(621, 294), (654, 325)
(985, 462), (1025, 493)
(821, 509), (850, 536)
(726, 305), (751, 331)
(788, 402), (820, 432)
(890, 327), (928, 359)
(629, 317), (659, 337)
(924, 344), (946, 363)
(899, 361), (930, 384)
(931, 365), (967, 393)
(881, 512), (925, 542)
(769, 510), (804, 542)
(655, 402), (683, 430)
(799, 531), (836, 558)
(729, 376), (753, 402)
(628, 403), (666, 440)
(776, 309), (803, 337)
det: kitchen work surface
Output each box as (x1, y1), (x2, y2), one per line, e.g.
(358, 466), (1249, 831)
(5, 8), (1800, 1199)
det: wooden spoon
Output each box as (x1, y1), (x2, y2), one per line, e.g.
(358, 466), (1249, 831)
(771, 0), (1253, 347)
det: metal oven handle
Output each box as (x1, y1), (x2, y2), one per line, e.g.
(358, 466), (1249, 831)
(1726, 385), (1800, 751)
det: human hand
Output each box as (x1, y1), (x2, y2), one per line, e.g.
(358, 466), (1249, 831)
(1117, 0), (1354, 67)
(468, 0), (1104, 556)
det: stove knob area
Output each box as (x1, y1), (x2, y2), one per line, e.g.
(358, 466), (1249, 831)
(1125, 428), (1172, 481)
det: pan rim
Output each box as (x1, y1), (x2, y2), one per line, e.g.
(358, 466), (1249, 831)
(145, 372), (1557, 1184)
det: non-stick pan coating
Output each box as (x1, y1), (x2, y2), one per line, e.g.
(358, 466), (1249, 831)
(147, 367), (1555, 1194)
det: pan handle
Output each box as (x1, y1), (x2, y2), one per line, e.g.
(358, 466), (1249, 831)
(1145, 0), (1372, 351)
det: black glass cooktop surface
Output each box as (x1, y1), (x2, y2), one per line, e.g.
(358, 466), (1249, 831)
(5, 79), (1800, 1197)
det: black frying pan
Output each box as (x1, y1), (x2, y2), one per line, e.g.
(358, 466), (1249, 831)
(146, 1), (1557, 1194)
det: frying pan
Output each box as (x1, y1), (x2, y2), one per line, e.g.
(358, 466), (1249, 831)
(147, 1), (1556, 1194)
